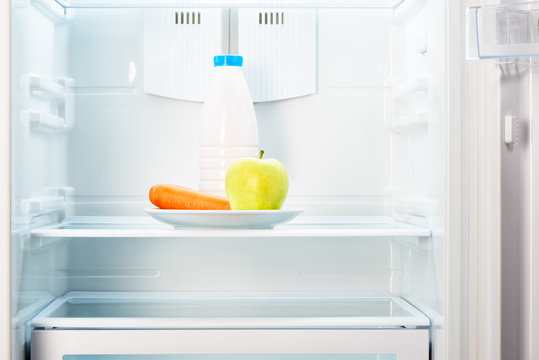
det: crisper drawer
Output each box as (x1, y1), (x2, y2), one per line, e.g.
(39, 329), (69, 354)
(30, 292), (430, 360)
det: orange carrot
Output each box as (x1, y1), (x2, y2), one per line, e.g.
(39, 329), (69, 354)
(149, 184), (231, 210)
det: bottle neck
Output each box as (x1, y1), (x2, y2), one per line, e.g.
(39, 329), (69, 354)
(214, 66), (243, 72)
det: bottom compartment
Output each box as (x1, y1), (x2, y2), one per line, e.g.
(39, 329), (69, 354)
(30, 293), (430, 360)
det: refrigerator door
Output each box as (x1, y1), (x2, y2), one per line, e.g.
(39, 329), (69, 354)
(1, 0), (12, 359)
(466, 1), (539, 359)
(531, 66), (539, 360)
(497, 13), (539, 360)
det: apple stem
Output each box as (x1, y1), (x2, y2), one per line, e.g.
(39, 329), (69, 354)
(259, 150), (264, 159)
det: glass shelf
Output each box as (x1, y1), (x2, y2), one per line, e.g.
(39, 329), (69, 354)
(467, 2), (539, 60)
(31, 291), (430, 329)
(63, 356), (398, 360)
(30, 292), (430, 359)
(29, 215), (431, 239)
(52, 0), (406, 8)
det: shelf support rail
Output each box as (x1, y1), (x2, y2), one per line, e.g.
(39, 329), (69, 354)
(385, 76), (434, 134)
(19, 74), (75, 134)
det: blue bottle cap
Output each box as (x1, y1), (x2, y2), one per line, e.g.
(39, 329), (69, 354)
(214, 55), (243, 67)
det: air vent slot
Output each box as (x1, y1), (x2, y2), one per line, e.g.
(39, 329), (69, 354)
(175, 11), (201, 25)
(259, 12), (284, 25)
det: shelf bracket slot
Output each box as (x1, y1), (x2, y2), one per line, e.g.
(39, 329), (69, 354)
(21, 74), (66, 102)
(20, 75), (75, 133)
(392, 76), (429, 102)
(20, 110), (70, 134)
(390, 111), (434, 134)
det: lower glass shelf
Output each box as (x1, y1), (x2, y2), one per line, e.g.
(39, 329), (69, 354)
(31, 292), (430, 329)
(30, 293), (430, 360)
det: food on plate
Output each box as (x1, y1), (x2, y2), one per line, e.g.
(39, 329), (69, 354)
(225, 150), (289, 210)
(149, 184), (231, 210)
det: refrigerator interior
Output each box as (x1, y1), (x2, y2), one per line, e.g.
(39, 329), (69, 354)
(10, 0), (445, 359)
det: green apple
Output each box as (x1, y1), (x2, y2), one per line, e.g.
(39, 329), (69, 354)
(225, 150), (289, 210)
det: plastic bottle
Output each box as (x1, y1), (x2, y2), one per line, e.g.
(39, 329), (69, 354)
(199, 55), (259, 195)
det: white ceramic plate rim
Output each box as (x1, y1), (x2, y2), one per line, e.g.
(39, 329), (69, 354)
(144, 208), (304, 229)
(145, 208), (303, 214)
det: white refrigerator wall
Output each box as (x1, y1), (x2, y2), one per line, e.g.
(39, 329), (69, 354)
(1, 0), (11, 358)
(10, 1), (446, 359)
(10, 3), (71, 360)
(389, 2), (445, 359)
(65, 8), (394, 216)
(11, 0), (70, 318)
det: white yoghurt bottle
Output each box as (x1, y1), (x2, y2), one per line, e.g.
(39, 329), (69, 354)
(199, 55), (259, 195)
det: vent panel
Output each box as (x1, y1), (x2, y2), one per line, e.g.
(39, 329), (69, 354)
(239, 8), (317, 102)
(144, 8), (222, 102)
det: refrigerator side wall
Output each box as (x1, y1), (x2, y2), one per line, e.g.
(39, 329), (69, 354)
(9, 4), (71, 359)
(1, 1), (11, 359)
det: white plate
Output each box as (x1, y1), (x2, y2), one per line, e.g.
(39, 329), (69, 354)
(145, 208), (303, 229)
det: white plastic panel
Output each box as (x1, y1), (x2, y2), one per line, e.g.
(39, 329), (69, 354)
(143, 7), (316, 103)
(239, 8), (316, 102)
(144, 8), (223, 102)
